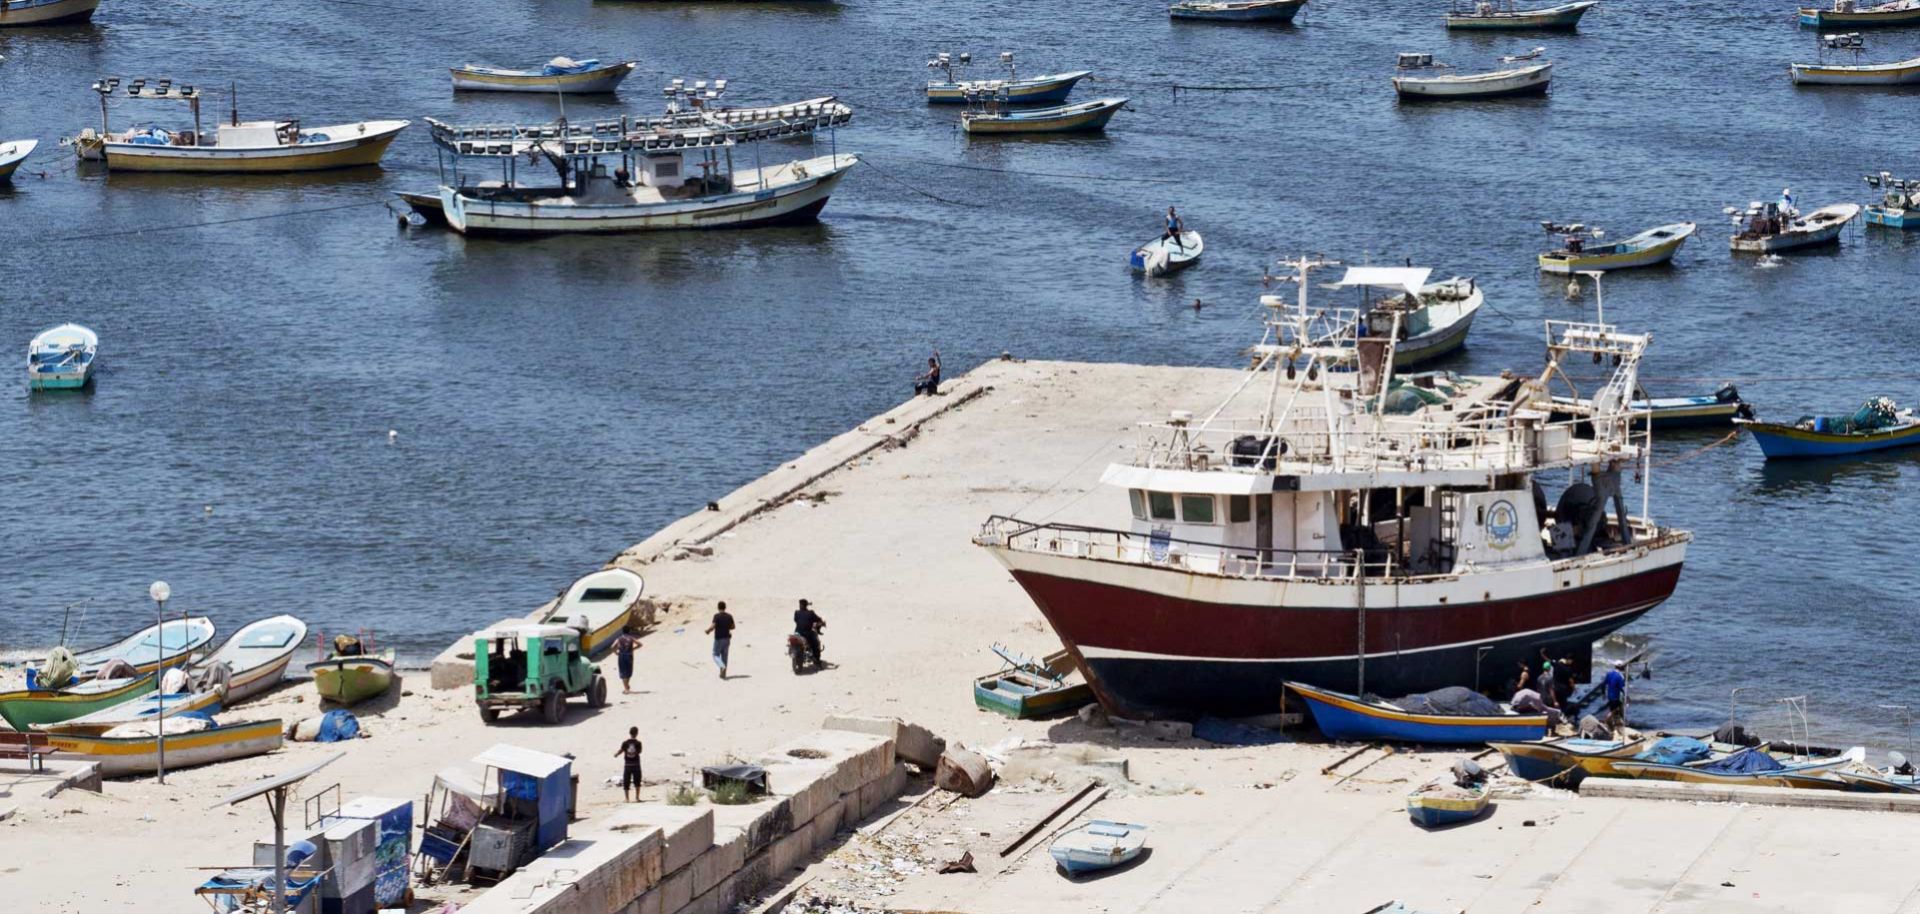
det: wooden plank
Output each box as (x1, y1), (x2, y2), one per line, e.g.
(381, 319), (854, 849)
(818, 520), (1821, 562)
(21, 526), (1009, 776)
(1320, 743), (1379, 776)
(999, 779), (1100, 858)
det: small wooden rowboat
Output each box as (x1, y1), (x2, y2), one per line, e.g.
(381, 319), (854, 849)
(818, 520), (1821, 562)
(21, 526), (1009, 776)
(0, 0), (100, 26)
(308, 640), (397, 706)
(1050, 820), (1147, 875)
(1737, 397), (1920, 459)
(196, 615), (308, 705)
(3, 718), (284, 777)
(973, 646), (1093, 719)
(73, 616), (216, 679)
(450, 58), (638, 94)
(0, 139), (37, 180)
(1800, 1), (1920, 29)
(1130, 231), (1204, 276)
(1287, 681), (1548, 744)
(1406, 779), (1490, 827)
(1393, 54), (1552, 101)
(1538, 222), (1696, 273)
(0, 674), (157, 731)
(1445, 0), (1596, 30)
(962, 97), (1127, 134)
(1169, 0), (1307, 22)
(1486, 736), (1648, 785)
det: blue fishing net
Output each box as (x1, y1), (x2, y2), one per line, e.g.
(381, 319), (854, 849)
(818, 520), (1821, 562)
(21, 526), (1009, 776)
(1699, 747), (1785, 775)
(1634, 736), (1711, 766)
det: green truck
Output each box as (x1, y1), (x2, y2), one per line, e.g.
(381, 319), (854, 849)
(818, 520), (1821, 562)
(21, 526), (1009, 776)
(474, 624), (608, 724)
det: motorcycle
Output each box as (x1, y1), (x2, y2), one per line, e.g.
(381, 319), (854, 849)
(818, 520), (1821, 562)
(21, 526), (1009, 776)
(787, 631), (824, 674)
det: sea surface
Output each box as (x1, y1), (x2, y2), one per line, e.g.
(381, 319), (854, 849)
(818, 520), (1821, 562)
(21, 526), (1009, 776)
(3, 0), (1917, 749)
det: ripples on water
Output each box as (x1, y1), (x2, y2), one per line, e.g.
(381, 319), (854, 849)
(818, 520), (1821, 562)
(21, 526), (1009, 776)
(1, 0), (1917, 747)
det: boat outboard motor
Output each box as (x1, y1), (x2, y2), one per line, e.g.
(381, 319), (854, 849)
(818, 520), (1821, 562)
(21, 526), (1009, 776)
(1553, 483), (1603, 556)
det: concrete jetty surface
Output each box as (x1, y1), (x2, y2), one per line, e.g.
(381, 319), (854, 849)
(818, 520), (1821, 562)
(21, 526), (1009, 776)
(5, 358), (1920, 912)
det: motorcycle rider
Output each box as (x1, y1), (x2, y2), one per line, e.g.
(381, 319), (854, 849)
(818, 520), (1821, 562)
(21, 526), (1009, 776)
(793, 599), (825, 666)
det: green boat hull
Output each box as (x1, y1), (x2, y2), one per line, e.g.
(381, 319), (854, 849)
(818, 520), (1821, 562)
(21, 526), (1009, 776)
(307, 652), (395, 706)
(0, 674), (158, 730)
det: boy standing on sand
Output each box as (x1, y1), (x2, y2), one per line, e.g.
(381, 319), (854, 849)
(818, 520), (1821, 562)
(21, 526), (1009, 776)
(609, 628), (642, 694)
(615, 727), (643, 802)
(704, 601), (737, 679)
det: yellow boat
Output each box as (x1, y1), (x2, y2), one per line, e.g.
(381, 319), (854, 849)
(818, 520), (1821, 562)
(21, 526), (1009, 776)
(9, 718), (284, 777)
(70, 77), (407, 173)
(0, 0), (99, 26)
(961, 97), (1128, 134)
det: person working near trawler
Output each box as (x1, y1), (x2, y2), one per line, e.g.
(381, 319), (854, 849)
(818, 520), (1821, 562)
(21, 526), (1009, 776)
(1603, 659), (1629, 736)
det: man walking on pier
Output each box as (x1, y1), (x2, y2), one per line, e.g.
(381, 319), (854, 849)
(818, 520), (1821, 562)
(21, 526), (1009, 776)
(615, 727), (643, 802)
(705, 601), (737, 679)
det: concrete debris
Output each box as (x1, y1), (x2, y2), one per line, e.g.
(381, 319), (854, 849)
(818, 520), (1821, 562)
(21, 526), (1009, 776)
(1076, 703), (1111, 728)
(935, 747), (994, 798)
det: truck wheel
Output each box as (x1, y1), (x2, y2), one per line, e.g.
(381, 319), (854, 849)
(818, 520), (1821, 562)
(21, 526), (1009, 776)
(479, 706), (500, 725)
(542, 688), (565, 724)
(588, 676), (608, 709)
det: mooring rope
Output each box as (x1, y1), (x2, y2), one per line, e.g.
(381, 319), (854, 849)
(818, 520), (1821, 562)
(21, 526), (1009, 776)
(49, 198), (388, 242)
(1651, 429), (1741, 467)
(856, 157), (985, 208)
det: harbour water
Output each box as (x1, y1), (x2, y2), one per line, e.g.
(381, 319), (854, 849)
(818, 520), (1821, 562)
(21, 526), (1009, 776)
(2, 1), (1917, 747)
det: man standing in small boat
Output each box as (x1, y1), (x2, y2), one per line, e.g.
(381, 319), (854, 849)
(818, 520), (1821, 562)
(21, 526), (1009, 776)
(1164, 206), (1186, 249)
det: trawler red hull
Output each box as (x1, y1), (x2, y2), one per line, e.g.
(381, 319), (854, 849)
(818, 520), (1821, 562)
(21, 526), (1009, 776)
(1000, 557), (1684, 719)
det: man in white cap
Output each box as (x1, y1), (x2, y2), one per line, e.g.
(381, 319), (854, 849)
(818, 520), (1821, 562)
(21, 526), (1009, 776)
(1602, 659), (1629, 737)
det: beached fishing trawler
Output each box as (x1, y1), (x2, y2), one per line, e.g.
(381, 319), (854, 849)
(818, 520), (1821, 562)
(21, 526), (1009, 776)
(1445, 0), (1596, 30)
(974, 255), (1690, 719)
(925, 52), (1091, 104)
(1864, 171), (1920, 227)
(67, 78), (408, 173)
(0, 0), (99, 26)
(408, 81), (856, 235)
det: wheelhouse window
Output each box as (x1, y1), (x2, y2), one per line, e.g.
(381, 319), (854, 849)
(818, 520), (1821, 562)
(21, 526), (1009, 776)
(1229, 495), (1251, 524)
(1180, 495), (1216, 524)
(1129, 489), (1148, 520)
(1148, 491), (1177, 521)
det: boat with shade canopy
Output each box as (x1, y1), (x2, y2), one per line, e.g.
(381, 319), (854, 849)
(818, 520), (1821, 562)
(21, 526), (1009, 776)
(925, 52), (1090, 104)
(1337, 268), (1483, 367)
(450, 58), (638, 94)
(69, 78), (408, 173)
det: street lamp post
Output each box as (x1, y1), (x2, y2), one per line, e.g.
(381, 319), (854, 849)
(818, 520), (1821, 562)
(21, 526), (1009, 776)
(149, 580), (170, 785)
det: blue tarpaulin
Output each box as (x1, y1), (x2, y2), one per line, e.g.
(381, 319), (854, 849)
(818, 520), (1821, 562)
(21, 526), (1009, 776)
(1700, 747), (1785, 775)
(541, 57), (600, 75)
(1634, 736), (1711, 766)
(315, 709), (360, 742)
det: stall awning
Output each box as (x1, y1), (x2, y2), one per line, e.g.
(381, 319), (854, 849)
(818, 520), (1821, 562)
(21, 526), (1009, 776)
(475, 743), (571, 779)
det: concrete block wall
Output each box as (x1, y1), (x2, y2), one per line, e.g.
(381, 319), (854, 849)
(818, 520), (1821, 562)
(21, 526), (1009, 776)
(469, 726), (918, 914)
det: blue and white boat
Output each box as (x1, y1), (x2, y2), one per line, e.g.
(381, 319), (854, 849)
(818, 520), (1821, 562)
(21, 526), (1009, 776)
(1286, 681), (1548, 744)
(1405, 779), (1490, 827)
(1129, 231), (1203, 276)
(0, 139), (37, 181)
(27, 323), (98, 390)
(1553, 384), (1753, 429)
(961, 97), (1127, 135)
(1170, 0), (1307, 22)
(925, 52), (1090, 104)
(1049, 820), (1147, 875)
(1864, 172), (1920, 228)
(1736, 397), (1920, 459)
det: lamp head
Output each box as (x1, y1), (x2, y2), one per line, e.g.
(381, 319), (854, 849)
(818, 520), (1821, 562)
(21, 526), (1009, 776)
(149, 581), (171, 603)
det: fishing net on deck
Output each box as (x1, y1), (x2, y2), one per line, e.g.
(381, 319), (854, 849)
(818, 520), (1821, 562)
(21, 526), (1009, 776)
(1382, 686), (1501, 717)
(1699, 746), (1784, 775)
(542, 57), (601, 75)
(1634, 736), (1711, 765)
(1800, 397), (1902, 434)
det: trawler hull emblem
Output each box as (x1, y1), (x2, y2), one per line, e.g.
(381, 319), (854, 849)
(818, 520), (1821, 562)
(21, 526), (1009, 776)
(1487, 499), (1519, 549)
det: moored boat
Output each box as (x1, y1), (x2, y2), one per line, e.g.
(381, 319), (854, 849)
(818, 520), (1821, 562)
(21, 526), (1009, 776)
(1169, 0), (1307, 22)
(1800, 1), (1920, 29)
(1864, 172), (1920, 227)
(1393, 51), (1552, 101)
(450, 58), (638, 94)
(1130, 231), (1204, 276)
(0, 0), (99, 26)
(35, 688), (221, 734)
(1486, 735), (1648, 785)
(1728, 198), (1859, 252)
(1791, 32), (1920, 83)
(1736, 397), (1920, 459)
(307, 634), (396, 706)
(1538, 222), (1696, 273)
(73, 616), (216, 679)
(69, 78), (407, 173)
(1553, 384), (1754, 429)
(974, 254), (1690, 719)
(1049, 820), (1147, 875)
(1287, 682), (1548, 744)
(422, 87), (856, 235)
(1340, 268), (1483, 367)
(1608, 745), (1866, 788)
(538, 567), (646, 656)
(1, 717), (284, 776)
(0, 138), (37, 180)
(1446, 0), (1595, 29)
(27, 323), (98, 390)
(961, 96), (1127, 134)
(925, 52), (1090, 104)
(1406, 779), (1490, 827)
(973, 646), (1093, 719)
(0, 674), (157, 731)
(195, 614), (308, 705)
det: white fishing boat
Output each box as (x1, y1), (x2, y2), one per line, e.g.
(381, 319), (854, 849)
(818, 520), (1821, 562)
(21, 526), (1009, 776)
(1864, 172), (1920, 228)
(1538, 222), (1696, 273)
(1049, 821), (1148, 875)
(6, 718), (284, 777)
(1728, 196), (1860, 252)
(974, 255), (1690, 719)
(418, 83), (857, 236)
(0, 0), (99, 26)
(1791, 32), (1920, 84)
(925, 52), (1090, 104)
(450, 57), (638, 94)
(1445, 0), (1595, 30)
(27, 323), (98, 390)
(0, 138), (37, 181)
(538, 568), (646, 655)
(73, 616), (216, 679)
(68, 78), (408, 173)
(1130, 231), (1204, 276)
(195, 615), (308, 705)
(1338, 268), (1483, 367)
(1393, 50), (1552, 100)
(1169, 0), (1308, 23)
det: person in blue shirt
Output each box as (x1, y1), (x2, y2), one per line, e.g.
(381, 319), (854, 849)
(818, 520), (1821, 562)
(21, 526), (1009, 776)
(1602, 659), (1629, 734)
(1164, 207), (1186, 249)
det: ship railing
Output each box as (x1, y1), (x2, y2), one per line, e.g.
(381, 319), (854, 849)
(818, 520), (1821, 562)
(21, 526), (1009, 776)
(974, 516), (1401, 581)
(425, 101), (852, 158)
